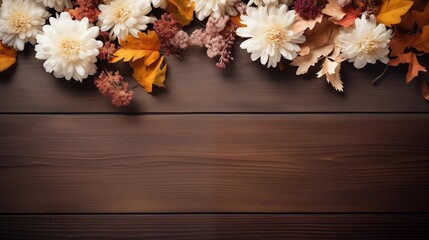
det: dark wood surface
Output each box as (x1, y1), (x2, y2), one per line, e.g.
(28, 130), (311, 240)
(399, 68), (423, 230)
(1, 115), (429, 213)
(1, 214), (428, 239)
(1, 45), (429, 238)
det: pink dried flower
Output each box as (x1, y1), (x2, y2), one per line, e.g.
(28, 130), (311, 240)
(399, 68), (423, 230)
(216, 29), (236, 69)
(67, 0), (101, 23)
(154, 13), (182, 55)
(95, 71), (134, 107)
(205, 16), (230, 36)
(170, 30), (189, 50)
(295, 0), (323, 20)
(98, 41), (118, 61)
(189, 29), (209, 47)
(206, 35), (226, 58)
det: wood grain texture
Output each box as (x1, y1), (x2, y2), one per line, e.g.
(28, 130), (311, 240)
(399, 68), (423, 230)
(1, 214), (428, 240)
(0, 48), (428, 113)
(1, 115), (428, 213)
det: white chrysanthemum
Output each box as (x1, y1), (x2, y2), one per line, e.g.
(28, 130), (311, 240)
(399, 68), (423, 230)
(35, 12), (103, 82)
(35, 0), (72, 12)
(150, 0), (168, 9)
(237, 4), (305, 68)
(337, 15), (392, 69)
(247, 0), (293, 6)
(97, 0), (152, 41)
(0, 0), (50, 51)
(192, 0), (238, 21)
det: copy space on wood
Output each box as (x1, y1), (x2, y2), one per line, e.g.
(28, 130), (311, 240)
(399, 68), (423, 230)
(1, 115), (428, 213)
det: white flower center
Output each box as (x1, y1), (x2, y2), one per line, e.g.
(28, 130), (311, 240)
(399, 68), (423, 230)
(114, 6), (131, 23)
(360, 39), (378, 54)
(10, 13), (31, 33)
(266, 26), (287, 44)
(61, 39), (81, 60)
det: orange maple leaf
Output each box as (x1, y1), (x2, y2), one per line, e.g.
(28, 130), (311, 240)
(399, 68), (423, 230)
(388, 52), (427, 82)
(336, 6), (359, 28)
(411, 3), (429, 28)
(167, 0), (194, 26)
(389, 31), (416, 57)
(131, 56), (167, 93)
(414, 25), (429, 53)
(376, 0), (414, 27)
(110, 31), (161, 65)
(0, 43), (16, 72)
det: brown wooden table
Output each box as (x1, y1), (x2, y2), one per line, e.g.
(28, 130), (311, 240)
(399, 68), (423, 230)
(1, 47), (429, 239)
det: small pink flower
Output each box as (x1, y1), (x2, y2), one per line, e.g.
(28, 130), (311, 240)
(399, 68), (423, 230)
(95, 71), (134, 107)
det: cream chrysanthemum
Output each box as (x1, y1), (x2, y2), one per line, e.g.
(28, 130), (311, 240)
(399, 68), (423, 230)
(247, 0), (293, 6)
(237, 4), (305, 68)
(0, 0), (50, 51)
(192, 0), (238, 21)
(97, 0), (152, 40)
(337, 15), (392, 69)
(150, 0), (168, 9)
(35, 0), (72, 12)
(35, 12), (103, 82)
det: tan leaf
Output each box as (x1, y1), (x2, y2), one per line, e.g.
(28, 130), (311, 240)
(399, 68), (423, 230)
(298, 17), (340, 56)
(388, 52), (427, 82)
(0, 43), (16, 72)
(322, 0), (347, 21)
(291, 44), (335, 75)
(294, 14), (323, 33)
(317, 57), (343, 92)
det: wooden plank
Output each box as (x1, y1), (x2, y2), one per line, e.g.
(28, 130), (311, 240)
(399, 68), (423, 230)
(0, 115), (429, 213)
(0, 48), (428, 113)
(1, 214), (428, 239)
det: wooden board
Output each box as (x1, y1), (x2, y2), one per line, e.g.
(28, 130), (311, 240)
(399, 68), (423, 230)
(1, 214), (428, 239)
(1, 115), (428, 213)
(0, 48), (427, 113)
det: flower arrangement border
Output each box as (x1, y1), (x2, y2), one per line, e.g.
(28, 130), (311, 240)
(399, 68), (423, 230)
(0, 0), (428, 107)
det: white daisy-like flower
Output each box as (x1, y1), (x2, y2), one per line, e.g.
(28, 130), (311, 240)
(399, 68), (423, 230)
(192, 0), (238, 21)
(0, 0), (50, 51)
(97, 0), (152, 41)
(150, 0), (168, 9)
(237, 4), (305, 68)
(337, 15), (392, 69)
(35, 12), (103, 82)
(247, 0), (293, 6)
(35, 0), (72, 12)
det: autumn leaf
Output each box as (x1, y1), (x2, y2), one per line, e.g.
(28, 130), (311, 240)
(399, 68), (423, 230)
(110, 31), (160, 65)
(414, 25), (429, 53)
(411, 3), (429, 28)
(322, 0), (346, 22)
(420, 78), (429, 101)
(294, 14), (323, 33)
(291, 44), (335, 75)
(317, 57), (343, 92)
(389, 31), (416, 57)
(0, 43), (16, 72)
(388, 52), (427, 82)
(167, 0), (194, 26)
(336, 7), (359, 28)
(376, 0), (414, 27)
(131, 56), (167, 93)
